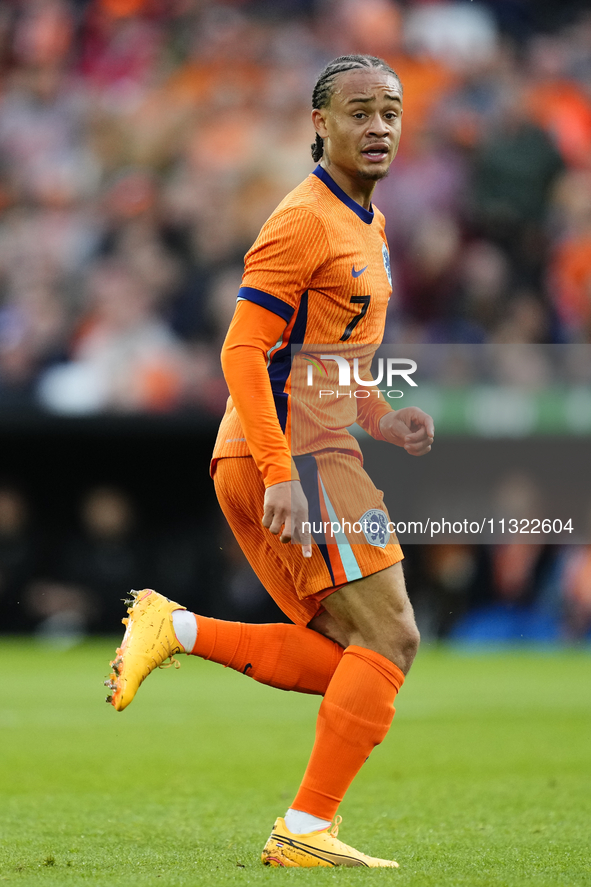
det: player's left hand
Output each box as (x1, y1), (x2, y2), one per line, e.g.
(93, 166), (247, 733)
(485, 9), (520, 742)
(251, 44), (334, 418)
(379, 407), (434, 456)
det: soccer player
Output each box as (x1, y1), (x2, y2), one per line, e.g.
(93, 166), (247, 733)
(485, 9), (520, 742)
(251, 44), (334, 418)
(105, 54), (434, 868)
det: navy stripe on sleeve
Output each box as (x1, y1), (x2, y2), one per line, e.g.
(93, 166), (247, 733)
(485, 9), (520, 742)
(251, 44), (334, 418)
(237, 287), (295, 322)
(267, 291), (309, 432)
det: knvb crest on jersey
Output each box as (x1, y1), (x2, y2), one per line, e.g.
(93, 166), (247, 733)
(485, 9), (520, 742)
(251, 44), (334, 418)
(359, 509), (390, 548)
(382, 243), (392, 287)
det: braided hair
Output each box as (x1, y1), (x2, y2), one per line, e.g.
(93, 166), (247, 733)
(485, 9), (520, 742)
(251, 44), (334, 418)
(311, 55), (401, 162)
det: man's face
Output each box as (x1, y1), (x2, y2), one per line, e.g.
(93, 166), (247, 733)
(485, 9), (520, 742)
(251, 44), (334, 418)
(312, 68), (403, 182)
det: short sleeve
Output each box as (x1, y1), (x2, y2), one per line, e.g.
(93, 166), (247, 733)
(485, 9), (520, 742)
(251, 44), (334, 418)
(239, 208), (329, 319)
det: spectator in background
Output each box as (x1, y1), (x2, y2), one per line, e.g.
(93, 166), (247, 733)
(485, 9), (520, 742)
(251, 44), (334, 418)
(557, 545), (591, 640)
(469, 86), (564, 285)
(51, 484), (151, 632)
(0, 279), (70, 408)
(38, 259), (189, 412)
(548, 169), (591, 340)
(25, 578), (97, 646)
(415, 543), (491, 640)
(0, 484), (39, 631)
(525, 30), (591, 171)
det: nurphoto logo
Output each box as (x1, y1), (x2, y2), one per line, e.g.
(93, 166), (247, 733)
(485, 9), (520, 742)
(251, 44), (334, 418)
(302, 355), (418, 388)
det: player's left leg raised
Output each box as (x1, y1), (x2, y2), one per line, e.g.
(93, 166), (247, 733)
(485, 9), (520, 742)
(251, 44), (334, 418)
(105, 588), (345, 711)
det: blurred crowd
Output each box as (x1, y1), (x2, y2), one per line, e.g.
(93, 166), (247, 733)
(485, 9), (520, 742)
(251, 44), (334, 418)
(0, 0), (589, 413)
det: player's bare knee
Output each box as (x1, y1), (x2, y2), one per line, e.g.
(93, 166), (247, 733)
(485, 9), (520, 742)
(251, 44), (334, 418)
(381, 596), (420, 672)
(397, 619), (420, 673)
(383, 619), (419, 673)
(348, 611), (418, 673)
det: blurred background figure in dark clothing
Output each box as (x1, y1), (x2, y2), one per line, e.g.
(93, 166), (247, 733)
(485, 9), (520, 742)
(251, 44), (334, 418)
(51, 485), (151, 632)
(0, 484), (39, 631)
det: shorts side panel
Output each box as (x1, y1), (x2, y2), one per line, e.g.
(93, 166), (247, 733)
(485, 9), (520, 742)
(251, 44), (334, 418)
(294, 450), (403, 599)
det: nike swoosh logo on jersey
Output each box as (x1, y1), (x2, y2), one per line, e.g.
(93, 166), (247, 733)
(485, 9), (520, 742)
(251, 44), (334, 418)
(351, 265), (368, 278)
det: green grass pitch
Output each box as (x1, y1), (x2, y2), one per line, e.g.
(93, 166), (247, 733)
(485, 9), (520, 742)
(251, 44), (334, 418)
(0, 637), (589, 886)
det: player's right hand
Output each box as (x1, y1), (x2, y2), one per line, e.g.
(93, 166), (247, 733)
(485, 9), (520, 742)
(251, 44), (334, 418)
(262, 480), (312, 558)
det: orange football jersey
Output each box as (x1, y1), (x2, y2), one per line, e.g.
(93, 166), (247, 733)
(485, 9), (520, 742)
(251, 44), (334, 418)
(212, 165), (394, 479)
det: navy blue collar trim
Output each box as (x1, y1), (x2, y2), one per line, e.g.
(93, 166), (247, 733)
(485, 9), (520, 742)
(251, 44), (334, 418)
(312, 165), (374, 225)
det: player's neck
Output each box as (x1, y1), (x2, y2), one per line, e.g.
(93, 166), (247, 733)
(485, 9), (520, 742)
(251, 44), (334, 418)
(319, 160), (376, 211)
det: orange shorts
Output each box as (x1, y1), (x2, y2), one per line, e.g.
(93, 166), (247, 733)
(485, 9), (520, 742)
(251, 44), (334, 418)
(213, 451), (403, 626)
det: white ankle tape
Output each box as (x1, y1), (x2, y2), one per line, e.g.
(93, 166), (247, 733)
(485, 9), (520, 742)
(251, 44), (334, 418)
(284, 809), (331, 835)
(171, 609), (197, 653)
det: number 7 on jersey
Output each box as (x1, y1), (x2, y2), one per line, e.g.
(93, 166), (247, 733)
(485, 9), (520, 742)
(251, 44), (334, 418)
(340, 295), (371, 342)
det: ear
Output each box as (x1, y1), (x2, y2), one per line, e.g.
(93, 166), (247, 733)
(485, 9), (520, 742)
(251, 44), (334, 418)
(312, 108), (329, 140)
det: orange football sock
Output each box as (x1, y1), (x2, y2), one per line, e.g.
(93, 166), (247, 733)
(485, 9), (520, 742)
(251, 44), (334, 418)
(291, 645), (405, 821)
(190, 615), (343, 696)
